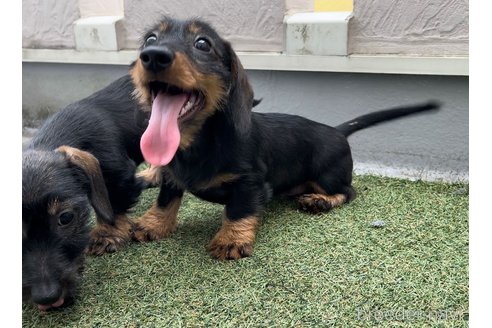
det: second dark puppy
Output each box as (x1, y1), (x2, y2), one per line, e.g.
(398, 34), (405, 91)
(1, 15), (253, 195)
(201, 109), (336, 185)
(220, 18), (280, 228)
(22, 75), (149, 310)
(130, 17), (439, 260)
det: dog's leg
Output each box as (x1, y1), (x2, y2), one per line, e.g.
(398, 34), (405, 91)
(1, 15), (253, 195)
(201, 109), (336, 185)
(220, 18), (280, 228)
(133, 183), (183, 242)
(86, 214), (135, 255)
(297, 181), (355, 214)
(208, 214), (258, 260)
(208, 177), (265, 260)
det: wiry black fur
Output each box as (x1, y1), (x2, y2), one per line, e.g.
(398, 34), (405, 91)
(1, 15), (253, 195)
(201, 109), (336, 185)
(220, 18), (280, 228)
(22, 75), (146, 310)
(133, 17), (440, 260)
(335, 102), (440, 137)
(28, 76), (146, 213)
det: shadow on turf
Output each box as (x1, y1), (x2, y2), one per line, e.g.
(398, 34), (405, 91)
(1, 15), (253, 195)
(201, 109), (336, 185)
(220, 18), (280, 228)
(167, 196), (314, 258)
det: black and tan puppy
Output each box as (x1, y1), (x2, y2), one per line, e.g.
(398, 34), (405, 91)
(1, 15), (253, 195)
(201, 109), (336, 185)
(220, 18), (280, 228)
(130, 17), (439, 260)
(22, 75), (149, 310)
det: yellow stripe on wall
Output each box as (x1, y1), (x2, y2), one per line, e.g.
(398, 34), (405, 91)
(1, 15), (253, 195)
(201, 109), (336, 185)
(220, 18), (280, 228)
(315, 0), (353, 12)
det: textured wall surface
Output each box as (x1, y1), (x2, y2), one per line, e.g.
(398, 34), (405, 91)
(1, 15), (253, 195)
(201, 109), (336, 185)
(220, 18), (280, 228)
(22, 0), (285, 51)
(285, 0), (313, 15)
(349, 0), (469, 55)
(122, 0), (285, 51)
(79, 0), (124, 17)
(22, 0), (469, 55)
(22, 0), (79, 48)
(23, 63), (468, 181)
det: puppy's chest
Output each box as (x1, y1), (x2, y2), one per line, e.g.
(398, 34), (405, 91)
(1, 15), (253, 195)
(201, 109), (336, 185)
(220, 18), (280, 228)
(165, 167), (239, 204)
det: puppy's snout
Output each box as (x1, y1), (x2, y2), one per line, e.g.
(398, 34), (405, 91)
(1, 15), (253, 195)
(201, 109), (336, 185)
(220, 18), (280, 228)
(140, 46), (175, 73)
(31, 281), (62, 306)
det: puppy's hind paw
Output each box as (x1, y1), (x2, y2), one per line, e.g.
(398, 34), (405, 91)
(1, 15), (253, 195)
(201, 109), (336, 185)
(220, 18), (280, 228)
(298, 194), (334, 214)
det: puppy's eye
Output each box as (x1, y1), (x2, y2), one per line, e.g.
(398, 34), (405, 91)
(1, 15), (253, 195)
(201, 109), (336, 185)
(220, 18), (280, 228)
(194, 38), (211, 52)
(58, 212), (74, 226)
(145, 34), (157, 47)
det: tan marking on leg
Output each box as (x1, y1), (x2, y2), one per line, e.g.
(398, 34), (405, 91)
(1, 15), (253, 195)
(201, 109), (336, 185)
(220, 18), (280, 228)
(137, 165), (161, 187)
(286, 183), (309, 196)
(298, 193), (347, 213)
(86, 214), (135, 256)
(286, 181), (327, 197)
(308, 182), (328, 194)
(208, 214), (258, 260)
(133, 198), (182, 242)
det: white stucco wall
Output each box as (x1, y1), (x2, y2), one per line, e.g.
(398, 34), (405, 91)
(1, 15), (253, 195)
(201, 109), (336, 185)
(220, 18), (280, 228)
(349, 0), (469, 55)
(22, 0), (79, 49)
(22, 0), (468, 55)
(79, 0), (124, 17)
(285, 0), (313, 15)
(122, 0), (285, 51)
(21, 0), (285, 52)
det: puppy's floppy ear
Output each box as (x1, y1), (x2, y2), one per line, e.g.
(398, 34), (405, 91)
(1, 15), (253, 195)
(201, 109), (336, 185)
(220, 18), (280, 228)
(224, 41), (253, 135)
(56, 146), (114, 224)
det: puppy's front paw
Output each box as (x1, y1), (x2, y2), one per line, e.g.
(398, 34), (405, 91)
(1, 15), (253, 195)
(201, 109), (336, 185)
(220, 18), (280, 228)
(132, 216), (176, 242)
(132, 200), (181, 242)
(86, 215), (134, 255)
(207, 216), (258, 260)
(87, 233), (129, 255)
(208, 238), (253, 260)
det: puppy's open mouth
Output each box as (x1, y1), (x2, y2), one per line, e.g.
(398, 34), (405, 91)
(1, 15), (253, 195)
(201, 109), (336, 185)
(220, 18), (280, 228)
(141, 81), (206, 167)
(149, 81), (205, 121)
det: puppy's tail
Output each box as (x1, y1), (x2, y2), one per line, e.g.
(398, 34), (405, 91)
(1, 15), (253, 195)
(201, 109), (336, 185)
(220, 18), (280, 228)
(335, 101), (440, 137)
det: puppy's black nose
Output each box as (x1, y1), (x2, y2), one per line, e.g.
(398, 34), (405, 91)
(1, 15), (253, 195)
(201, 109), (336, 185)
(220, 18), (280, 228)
(31, 281), (62, 305)
(140, 46), (174, 73)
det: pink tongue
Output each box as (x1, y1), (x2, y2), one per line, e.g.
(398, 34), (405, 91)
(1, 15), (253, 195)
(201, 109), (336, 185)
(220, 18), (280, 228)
(36, 298), (64, 312)
(52, 298), (64, 308)
(140, 92), (188, 166)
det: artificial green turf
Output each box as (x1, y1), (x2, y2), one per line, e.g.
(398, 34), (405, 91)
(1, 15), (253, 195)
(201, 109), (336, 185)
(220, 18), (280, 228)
(22, 175), (468, 327)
